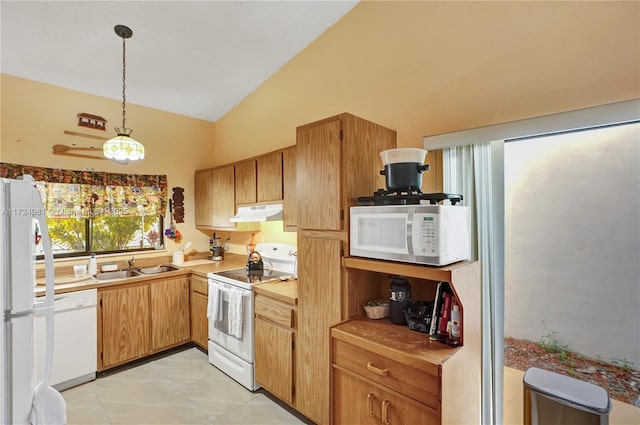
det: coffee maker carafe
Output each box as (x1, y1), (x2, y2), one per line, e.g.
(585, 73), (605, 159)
(389, 276), (411, 325)
(211, 233), (225, 261)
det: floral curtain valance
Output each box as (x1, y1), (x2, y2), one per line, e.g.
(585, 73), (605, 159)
(0, 162), (167, 218)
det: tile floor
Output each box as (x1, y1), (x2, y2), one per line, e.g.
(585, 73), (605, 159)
(61, 347), (310, 425)
(63, 348), (640, 424)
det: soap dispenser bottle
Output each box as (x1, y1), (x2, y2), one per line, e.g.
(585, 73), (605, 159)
(88, 253), (97, 276)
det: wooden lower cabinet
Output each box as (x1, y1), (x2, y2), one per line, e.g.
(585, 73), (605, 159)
(150, 276), (190, 351)
(333, 368), (438, 425)
(296, 234), (342, 424)
(255, 317), (294, 404)
(190, 274), (209, 350)
(98, 283), (150, 370)
(97, 273), (191, 371)
(254, 292), (296, 406)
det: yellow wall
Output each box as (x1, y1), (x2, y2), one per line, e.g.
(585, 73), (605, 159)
(0, 74), (216, 255)
(213, 1), (639, 192)
(2, 1), (639, 259)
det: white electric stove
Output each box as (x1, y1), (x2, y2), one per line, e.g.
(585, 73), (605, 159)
(207, 243), (297, 391)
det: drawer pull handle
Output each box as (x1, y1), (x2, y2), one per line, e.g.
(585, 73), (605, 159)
(366, 362), (388, 376)
(366, 393), (375, 417)
(382, 399), (391, 425)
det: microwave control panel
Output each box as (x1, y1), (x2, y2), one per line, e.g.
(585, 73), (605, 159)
(413, 212), (438, 255)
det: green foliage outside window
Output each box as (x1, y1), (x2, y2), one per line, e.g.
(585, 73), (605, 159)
(47, 214), (162, 256)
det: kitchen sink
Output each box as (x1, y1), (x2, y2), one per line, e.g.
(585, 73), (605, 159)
(93, 270), (141, 281)
(136, 265), (180, 274)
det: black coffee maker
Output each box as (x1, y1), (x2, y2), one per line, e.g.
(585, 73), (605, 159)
(389, 276), (411, 325)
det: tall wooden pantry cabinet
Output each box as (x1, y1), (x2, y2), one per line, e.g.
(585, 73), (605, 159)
(295, 113), (397, 424)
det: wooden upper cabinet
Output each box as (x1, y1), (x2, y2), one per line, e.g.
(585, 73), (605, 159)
(282, 146), (296, 232)
(211, 165), (235, 228)
(296, 118), (342, 231)
(235, 160), (257, 205)
(195, 165), (235, 229)
(257, 151), (283, 202)
(194, 169), (214, 227)
(237, 152), (284, 205)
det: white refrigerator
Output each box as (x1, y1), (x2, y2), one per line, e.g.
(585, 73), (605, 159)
(1, 175), (65, 424)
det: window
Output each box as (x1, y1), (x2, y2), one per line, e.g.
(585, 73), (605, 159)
(45, 214), (163, 257)
(1, 162), (167, 258)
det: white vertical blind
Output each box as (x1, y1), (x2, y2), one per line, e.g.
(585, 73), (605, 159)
(443, 142), (504, 425)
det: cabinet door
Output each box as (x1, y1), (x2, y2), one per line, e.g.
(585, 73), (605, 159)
(194, 169), (214, 227)
(257, 151), (283, 202)
(190, 275), (209, 350)
(296, 235), (342, 424)
(296, 118), (342, 230)
(235, 160), (257, 205)
(255, 316), (294, 405)
(211, 165), (236, 228)
(99, 284), (150, 369)
(333, 368), (439, 425)
(282, 146), (296, 231)
(150, 277), (190, 351)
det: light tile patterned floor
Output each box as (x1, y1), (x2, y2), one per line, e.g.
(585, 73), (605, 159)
(62, 347), (310, 425)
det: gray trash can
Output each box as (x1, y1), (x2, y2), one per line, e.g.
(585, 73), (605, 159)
(523, 367), (612, 425)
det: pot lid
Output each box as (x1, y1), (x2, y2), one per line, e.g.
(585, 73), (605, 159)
(380, 148), (428, 165)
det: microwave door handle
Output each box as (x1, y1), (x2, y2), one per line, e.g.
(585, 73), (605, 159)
(406, 208), (414, 257)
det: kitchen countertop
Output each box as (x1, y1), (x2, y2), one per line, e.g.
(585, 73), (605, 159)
(181, 254), (248, 277)
(35, 253), (298, 301)
(35, 268), (191, 296)
(35, 253), (249, 296)
(254, 280), (298, 304)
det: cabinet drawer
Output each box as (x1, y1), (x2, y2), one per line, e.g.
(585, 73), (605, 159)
(255, 294), (294, 328)
(333, 339), (440, 409)
(191, 277), (208, 295)
(333, 368), (438, 425)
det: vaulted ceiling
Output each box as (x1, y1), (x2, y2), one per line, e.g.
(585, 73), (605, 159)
(1, 1), (358, 122)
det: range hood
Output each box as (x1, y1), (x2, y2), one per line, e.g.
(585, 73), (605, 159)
(230, 204), (283, 223)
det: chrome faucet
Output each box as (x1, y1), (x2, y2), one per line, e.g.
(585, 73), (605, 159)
(128, 256), (135, 270)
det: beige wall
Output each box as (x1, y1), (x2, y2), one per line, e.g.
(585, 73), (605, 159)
(0, 74), (216, 255)
(2, 1), (638, 259)
(213, 1), (639, 192)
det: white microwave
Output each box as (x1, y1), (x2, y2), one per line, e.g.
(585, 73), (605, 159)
(350, 204), (471, 266)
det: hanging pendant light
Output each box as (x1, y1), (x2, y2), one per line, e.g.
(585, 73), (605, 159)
(103, 25), (145, 161)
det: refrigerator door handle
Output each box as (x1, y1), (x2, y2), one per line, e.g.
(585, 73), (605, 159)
(27, 177), (56, 387)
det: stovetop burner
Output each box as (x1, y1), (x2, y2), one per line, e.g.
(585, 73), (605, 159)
(356, 189), (463, 206)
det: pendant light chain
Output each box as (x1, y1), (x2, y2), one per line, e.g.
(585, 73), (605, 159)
(103, 24), (144, 162)
(121, 35), (127, 129)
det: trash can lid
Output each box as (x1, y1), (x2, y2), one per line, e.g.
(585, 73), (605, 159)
(523, 367), (611, 414)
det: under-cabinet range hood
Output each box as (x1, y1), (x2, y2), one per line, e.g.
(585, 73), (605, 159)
(230, 204), (283, 222)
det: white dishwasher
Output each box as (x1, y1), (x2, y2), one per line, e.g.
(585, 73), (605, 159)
(35, 288), (97, 391)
